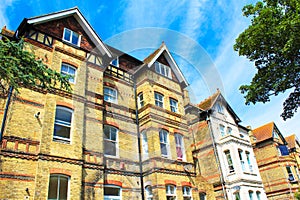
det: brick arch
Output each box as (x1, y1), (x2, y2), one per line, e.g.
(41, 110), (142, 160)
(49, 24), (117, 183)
(56, 101), (74, 110)
(104, 180), (122, 187)
(104, 121), (119, 129)
(61, 59), (79, 68)
(50, 168), (72, 176)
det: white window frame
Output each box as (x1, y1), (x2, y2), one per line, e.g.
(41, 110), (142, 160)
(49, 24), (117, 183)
(104, 185), (121, 200)
(256, 191), (261, 200)
(104, 87), (118, 103)
(61, 63), (76, 83)
(159, 129), (170, 158)
(53, 106), (73, 143)
(227, 127), (232, 135)
(286, 166), (295, 181)
(225, 150), (234, 173)
(182, 186), (192, 200)
(48, 174), (70, 200)
(154, 92), (164, 108)
(219, 125), (225, 137)
(238, 149), (246, 172)
(170, 98), (178, 113)
(104, 125), (119, 157)
(166, 185), (176, 200)
(145, 185), (153, 200)
(216, 103), (224, 114)
(248, 190), (254, 200)
(155, 61), (171, 78)
(63, 28), (81, 46)
(175, 134), (185, 161)
(141, 131), (149, 159)
(246, 151), (253, 172)
(138, 93), (144, 108)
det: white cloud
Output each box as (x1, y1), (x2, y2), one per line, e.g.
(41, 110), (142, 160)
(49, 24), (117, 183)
(0, 0), (14, 29)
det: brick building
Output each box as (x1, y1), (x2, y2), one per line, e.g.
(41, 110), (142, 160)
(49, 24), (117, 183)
(185, 90), (267, 200)
(0, 8), (216, 200)
(250, 122), (300, 199)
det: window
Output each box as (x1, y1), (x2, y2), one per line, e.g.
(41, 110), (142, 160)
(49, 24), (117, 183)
(61, 63), (76, 83)
(216, 103), (224, 114)
(182, 186), (192, 200)
(175, 134), (185, 160)
(159, 130), (170, 157)
(273, 130), (279, 139)
(104, 87), (117, 103)
(170, 98), (178, 112)
(141, 131), (149, 159)
(63, 28), (81, 46)
(154, 92), (164, 108)
(138, 93), (144, 108)
(234, 192), (241, 200)
(246, 151), (253, 172)
(155, 61), (171, 78)
(286, 166), (295, 181)
(227, 127), (232, 135)
(166, 185), (176, 200)
(256, 191), (261, 200)
(53, 106), (73, 143)
(104, 126), (118, 157)
(219, 125), (225, 137)
(110, 57), (119, 67)
(104, 186), (121, 200)
(238, 149), (246, 172)
(248, 191), (253, 200)
(145, 186), (153, 200)
(48, 174), (69, 200)
(199, 192), (206, 200)
(225, 150), (234, 173)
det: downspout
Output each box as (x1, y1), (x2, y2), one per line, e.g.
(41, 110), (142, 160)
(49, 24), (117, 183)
(133, 77), (145, 200)
(206, 111), (228, 200)
(0, 86), (13, 142)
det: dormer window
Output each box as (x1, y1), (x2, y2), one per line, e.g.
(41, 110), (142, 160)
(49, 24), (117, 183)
(155, 62), (171, 78)
(216, 103), (224, 114)
(63, 28), (81, 46)
(111, 57), (119, 67)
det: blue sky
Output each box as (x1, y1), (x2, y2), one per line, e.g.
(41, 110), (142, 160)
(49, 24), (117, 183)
(1, 0), (299, 139)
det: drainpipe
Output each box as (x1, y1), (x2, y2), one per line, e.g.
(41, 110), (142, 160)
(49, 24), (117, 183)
(0, 86), (13, 142)
(133, 77), (145, 200)
(206, 111), (228, 200)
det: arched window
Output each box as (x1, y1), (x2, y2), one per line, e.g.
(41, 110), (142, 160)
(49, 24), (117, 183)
(48, 174), (69, 200)
(219, 125), (225, 137)
(159, 129), (170, 157)
(166, 185), (176, 200)
(224, 150), (234, 173)
(104, 87), (118, 103)
(104, 125), (118, 157)
(53, 106), (73, 143)
(104, 185), (121, 200)
(175, 134), (185, 161)
(154, 92), (164, 108)
(238, 149), (245, 172)
(141, 131), (149, 159)
(256, 191), (261, 200)
(199, 192), (206, 200)
(61, 63), (76, 83)
(248, 190), (254, 200)
(182, 186), (192, 200)
(145, 185), (153, 200)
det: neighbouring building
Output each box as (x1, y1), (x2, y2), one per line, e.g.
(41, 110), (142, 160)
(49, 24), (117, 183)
(0, 7), (217, 200)
(185, 90), (267, 200)
(250, 122), (300, 199)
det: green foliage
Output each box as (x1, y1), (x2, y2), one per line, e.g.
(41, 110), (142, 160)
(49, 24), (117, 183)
(0, 37), (72, 94)
(234, 0), (300, 120)
(295, 188), (300, 199)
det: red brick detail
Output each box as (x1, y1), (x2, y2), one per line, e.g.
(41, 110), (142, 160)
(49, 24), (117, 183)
(181, 181), (192, 187)
(164, 180), (176, 186)
(104, 180), (122, 187)
(50, 168), (72, 176)
(2, 139), (7, 149)
(26, 143), (29, 153)
(93, 155), (97, 163)
(104, 82), (117, 89)
(56, 101), (74, 110)
(104, 121), (119, 129)
(14, 141), (19, 151)
(62, 59), (79, 68)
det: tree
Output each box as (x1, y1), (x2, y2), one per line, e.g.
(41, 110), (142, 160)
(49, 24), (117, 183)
(0, 37), (72, 94)
(234, 0), (300, 120)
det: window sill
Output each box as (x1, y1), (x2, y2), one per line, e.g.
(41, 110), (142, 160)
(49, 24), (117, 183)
(53, 138), (71, 144)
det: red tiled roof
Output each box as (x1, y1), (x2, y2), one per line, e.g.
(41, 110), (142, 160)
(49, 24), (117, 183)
(285, 134), (296, 149)
(252, 122), (274, 143)
(197, 89), (221, 111)
(1, 26), (15, 38)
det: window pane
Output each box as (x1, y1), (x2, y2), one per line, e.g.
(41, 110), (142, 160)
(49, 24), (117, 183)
(199, 192), (206, 200)
(104, 187), (120, 196)
(54, 124), (71, 139)
(161, 144), (168, 155)
(105, 141), (116, 156)
(48, 176), (58, 199)
(56, 109), (72, 123)
(71, 32), (79, 45)
(63, 29), (71, 41)
(59, 176), (68, 200)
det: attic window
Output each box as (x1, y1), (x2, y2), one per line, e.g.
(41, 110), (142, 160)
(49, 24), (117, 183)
(63, 28), (81, 46)
(155, 62), (171, 78)
(216, 103), (224, 114)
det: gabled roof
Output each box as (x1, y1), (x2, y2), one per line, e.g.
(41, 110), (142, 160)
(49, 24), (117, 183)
(142, 42), (189, 88)
(197, 89), (241, 123)
(252, 122), (287, 144)
(16, 7), (112, 57)
(285, 134), (299, 149)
